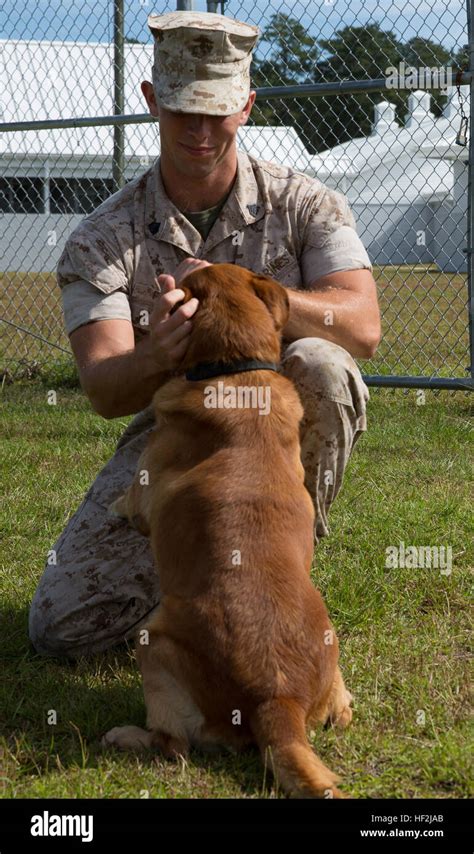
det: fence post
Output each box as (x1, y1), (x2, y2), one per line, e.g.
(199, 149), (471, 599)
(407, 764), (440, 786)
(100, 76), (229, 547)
(113, 0), (125, 192)
(468, 0), (474, 384)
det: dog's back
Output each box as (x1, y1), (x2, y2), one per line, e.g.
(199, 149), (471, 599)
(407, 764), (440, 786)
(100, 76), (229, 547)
(109, 264), (352, 797)
(140, 368), (343, 796)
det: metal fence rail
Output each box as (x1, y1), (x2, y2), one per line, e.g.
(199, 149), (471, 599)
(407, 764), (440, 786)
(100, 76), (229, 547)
(0, 0), (473, 390)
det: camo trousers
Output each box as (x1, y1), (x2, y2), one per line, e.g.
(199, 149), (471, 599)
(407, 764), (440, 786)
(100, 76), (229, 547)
(28, 338), (369, 659)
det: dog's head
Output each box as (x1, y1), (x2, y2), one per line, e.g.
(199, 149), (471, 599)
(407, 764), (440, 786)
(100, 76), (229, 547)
(171, 263), (290, 372)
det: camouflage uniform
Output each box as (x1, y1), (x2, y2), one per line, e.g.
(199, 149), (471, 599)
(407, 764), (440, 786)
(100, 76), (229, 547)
(28, 13), (372, 659)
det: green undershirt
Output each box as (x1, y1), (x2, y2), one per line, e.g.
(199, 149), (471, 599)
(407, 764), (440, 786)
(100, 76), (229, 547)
(181, 184), (234, 241)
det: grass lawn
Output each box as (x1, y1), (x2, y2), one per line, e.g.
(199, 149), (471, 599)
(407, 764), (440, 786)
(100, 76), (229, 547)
(0, 379), (472, 799)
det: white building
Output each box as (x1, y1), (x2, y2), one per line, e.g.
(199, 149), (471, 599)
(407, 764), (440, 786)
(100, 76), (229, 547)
(308, 87), (469, 272)
(0, 39), (468, 272)
(0, 39), (317, 272)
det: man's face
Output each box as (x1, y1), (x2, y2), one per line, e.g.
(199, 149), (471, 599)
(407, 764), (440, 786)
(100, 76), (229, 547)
(141, 81), (255, 180)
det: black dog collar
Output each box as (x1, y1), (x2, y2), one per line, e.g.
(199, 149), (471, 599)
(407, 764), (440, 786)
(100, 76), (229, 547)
(185, 359), (280, 382)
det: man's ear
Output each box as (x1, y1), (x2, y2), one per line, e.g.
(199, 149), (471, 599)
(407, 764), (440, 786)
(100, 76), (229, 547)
(252, 275), (290, 332)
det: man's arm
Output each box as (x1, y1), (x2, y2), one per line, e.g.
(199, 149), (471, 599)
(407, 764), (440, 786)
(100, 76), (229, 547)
(69, 318), (170, 419)
(282, 268), (381, 359)
(69, 262), (213, 419)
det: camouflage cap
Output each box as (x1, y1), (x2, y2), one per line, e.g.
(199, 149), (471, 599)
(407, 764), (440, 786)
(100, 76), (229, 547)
(147, 11), (260, 116)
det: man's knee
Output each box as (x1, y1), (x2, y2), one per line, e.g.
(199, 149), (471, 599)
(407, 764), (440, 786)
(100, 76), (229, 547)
(28, 600), (75, 658)
(28, 603), (131, 660)
(28, 577), (159, 660)
(282, 336), (369, 413)
(282, 337), (361, 395)
(28, 591), (96, 659)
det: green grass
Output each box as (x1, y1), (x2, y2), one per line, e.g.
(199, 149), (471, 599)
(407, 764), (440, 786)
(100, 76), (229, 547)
(0, 382), (472, 798)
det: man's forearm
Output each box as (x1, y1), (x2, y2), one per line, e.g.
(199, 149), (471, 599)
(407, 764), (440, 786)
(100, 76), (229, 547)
(84, 334), (171, 419)
(283, 286), (380, 358)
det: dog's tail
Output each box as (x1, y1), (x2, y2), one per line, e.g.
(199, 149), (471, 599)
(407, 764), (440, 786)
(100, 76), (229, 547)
(249, 698), (344, 799)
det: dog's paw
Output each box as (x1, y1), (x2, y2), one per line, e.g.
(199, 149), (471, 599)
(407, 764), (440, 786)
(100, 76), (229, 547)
(322, 688), (354, 730)
(101, 725), (153, 751)
(332, 704), (353, 729)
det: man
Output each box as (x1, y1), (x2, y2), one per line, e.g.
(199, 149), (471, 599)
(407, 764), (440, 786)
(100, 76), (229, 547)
(29, 11), (381, 659)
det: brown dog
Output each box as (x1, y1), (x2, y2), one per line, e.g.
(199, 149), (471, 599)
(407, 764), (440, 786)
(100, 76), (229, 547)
(103, 263), (353, 798)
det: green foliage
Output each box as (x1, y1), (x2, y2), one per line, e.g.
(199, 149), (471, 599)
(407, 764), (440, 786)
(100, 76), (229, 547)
(252, 12), (320, 83)
(250, 16), (458, 152)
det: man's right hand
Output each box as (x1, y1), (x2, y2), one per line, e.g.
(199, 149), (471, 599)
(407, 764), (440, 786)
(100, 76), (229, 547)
(68, 258), (212, 418)
(147, 259), (212, 371)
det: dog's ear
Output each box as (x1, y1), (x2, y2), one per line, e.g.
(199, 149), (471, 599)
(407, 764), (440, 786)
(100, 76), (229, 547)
(252, 275), (290, 332)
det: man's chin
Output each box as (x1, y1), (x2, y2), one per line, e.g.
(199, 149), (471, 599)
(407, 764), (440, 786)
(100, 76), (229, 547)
(176, 157), (218, 178)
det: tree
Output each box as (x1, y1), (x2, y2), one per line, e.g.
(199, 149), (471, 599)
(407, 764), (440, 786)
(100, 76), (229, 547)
(312, 24), (404, 150)
(400, 37), (452, 116)
(452, 44), (468, 73)
(249, 13), (321, 152)
(250, 18), (456, 153)
(250, 20), (407, 151)
(252, 13), (320, 82)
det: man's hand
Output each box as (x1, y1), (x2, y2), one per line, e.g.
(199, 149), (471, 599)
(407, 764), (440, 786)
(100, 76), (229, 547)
(171, 258), (212, 286)
(148, 259), (212, 371)
(68, 258), (212, 418)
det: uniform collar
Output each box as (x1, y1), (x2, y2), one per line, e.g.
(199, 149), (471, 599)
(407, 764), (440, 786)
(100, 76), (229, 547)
(145, 149), (266, 256)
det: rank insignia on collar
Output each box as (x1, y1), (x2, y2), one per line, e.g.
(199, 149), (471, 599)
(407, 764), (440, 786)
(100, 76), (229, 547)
(148, 222), (160, 235)
(247, 204), (259, 216)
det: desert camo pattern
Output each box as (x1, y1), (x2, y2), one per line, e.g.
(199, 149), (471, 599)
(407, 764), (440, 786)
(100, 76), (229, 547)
(148, 11), (260, 115)
(57, 149), (361, 345)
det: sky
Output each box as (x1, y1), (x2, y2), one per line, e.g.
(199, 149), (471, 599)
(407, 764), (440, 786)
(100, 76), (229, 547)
(0, 0), (468, 54)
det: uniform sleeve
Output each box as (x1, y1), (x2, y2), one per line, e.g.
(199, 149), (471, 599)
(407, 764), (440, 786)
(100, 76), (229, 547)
(300, 186), (373, 285)
(60, 280), (132, 335)
(56, 217), (133, 333)
(56, 218), (130, 294)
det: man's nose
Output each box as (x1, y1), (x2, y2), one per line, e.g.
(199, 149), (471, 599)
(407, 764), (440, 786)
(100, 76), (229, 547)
(186, 114), (213, 136)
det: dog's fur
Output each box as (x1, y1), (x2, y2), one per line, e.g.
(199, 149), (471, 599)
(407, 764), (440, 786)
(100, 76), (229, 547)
(103, 263), (352, 798)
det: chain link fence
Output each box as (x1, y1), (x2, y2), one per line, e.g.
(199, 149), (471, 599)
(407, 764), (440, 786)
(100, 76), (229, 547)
(0, 0), (473, 389)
